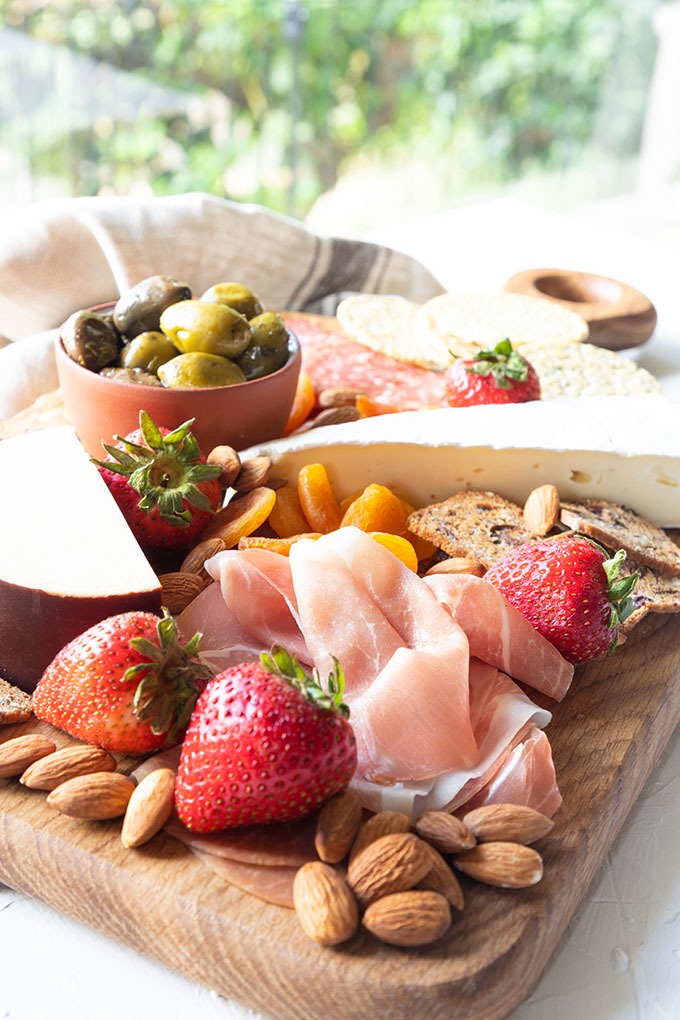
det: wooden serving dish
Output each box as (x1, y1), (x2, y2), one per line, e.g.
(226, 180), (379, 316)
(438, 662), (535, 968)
(505, 268), (657, 350)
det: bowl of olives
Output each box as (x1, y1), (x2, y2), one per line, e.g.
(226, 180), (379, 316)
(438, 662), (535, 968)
(56, 274), (302, 456)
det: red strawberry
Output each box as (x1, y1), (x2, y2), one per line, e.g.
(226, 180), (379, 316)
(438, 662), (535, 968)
(444, 339), (540, 407)
(484, 535), (638, 664)
(175, 646), (357, 832)
(94, 411), (223, 555)
(33, 611), (213, 754)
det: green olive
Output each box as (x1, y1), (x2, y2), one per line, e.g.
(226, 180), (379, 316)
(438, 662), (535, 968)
(119, 331), (179, 374)
(157, 352), (247, 388)
(200, 282), (264, 320)
(248, 311), (289, 351)
(61, 311), (119, 372)
(159, 300), (251, 359)
(100, 366), (163, 386)
(234, 342), (289, 381)
(113, 275), (192, 338)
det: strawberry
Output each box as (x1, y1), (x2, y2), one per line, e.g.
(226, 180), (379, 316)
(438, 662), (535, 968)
(484, 535), (638, 665)
(444, 339), (540, 407)
(33, 611), (213, 754)
(175, 646), (357, 832)
(94, 410), (223, 555)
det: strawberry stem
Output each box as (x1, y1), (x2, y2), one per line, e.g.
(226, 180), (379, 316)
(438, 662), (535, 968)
(602, 549), (639, 630)
(464, 338), (530, 389)
(260, 645), (350, 718)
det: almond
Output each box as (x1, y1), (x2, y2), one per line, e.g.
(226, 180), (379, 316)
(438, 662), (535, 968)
(206, 444), (241, 488)
(362, 889), (451, 947)
(20, 743), (116, 791)
(414, 810), (476, 853)
(158, 571), (207, 614)
(417, 842), (465, 910)
(180, 536), (226, 581)
(349, 809), (412, 864)
(233, 455), (272, 492)
(462, 803), (554, 845)
(121, 767), (176, 848)
(310, 406), (361, 428)
(523, 484), (561, 536)
(425, 555), (486, 578)
(47, 771), (135, 820)
(315, 789), (363, 864)
(293, 861), (359, 946)
(0, 733), (57, 778)
(347, 831), (432, 907)
(453, 841), (543, 888)
(318, 386), (366, 409)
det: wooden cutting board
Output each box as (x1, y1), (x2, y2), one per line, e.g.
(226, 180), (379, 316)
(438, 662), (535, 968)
(1, 613), (679, 1020)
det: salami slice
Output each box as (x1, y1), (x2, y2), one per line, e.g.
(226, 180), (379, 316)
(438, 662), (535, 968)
(283, 313), (446, 411)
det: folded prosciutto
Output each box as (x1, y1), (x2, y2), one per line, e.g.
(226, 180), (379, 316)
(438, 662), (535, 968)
(179, 527), (567, 818)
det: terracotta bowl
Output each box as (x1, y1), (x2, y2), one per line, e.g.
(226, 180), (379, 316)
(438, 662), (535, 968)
(504, 267), (657, 351)
(55, 306), (301, 457)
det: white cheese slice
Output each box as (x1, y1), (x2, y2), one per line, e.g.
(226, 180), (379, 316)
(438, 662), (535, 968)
(243, 394), (680, 527)
(0, 426), (162, 690)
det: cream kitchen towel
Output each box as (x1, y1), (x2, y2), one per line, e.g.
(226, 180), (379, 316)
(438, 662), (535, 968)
(0, 191), (444, 420)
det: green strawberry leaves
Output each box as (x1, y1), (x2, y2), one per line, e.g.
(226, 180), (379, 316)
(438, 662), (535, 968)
(464, 338), (530, 389)
(261, 645), (350, 718)
(602, 549), (639, 632)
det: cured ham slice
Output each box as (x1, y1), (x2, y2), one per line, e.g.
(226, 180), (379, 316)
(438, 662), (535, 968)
(459, 726), (562, 818)
(425, 572), (574, 700)
(193, 850), (299, 908)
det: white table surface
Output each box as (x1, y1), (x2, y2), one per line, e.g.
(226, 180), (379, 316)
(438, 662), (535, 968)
(2, 196), (679, 1020)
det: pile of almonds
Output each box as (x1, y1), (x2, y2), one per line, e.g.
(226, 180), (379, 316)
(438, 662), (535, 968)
(294, 789), (553, 948)
(0, 733), (174, 850)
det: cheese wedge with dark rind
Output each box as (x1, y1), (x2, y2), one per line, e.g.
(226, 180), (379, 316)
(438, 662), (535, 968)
(0, 427), (162, 692)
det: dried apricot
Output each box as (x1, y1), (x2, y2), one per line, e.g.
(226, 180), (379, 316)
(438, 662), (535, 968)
(268, 483), (311, 538)
(238, 533), (322, 555)
(283, 371), (315, 436)
(370, 533), (419, 571)
(356, 394), (399, 417)
(298, 463), (344, 533)
(341, 483), (408, 535)
(200, 487), (277, 547)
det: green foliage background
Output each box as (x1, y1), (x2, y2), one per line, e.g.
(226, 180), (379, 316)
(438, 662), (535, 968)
(0, 0), (659, 223)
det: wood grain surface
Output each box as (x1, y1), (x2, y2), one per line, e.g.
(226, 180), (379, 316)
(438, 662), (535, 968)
(1, 613), (679, 1020)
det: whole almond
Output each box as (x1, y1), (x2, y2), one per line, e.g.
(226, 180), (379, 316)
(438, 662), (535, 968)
(293, 861), (359, 946)
(425, 556), (486, 578)
(414, 810), (476, 854)
(20, 743), (116, 790)
(347, 831), (432, 907)
(158, 571), (207, 614)
(180, 536), (226, 581)
(315, 789), (363, 863)
(462, 803), (554, 845)
(47, 771), (135, 820)
(0, 734), (57, 778)
(121, 767), (176, 848)
(233, 455), (273, 492)
(310, 406), (361, 428)
(206, 444), (241, 488)
(523, 484), (561, 536)
(349, 809), (412, 864)
(362, 889), (451, 947)
(453, 841), (543, 888)
(318, 386), (365, 409)
(417, 842), (465, 910)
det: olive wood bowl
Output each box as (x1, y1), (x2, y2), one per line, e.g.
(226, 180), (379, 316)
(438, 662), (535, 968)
(504, 267), (657, 350)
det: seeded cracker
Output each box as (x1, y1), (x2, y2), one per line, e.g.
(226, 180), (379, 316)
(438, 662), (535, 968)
(0, 676), (33, 725)
(513, 341), (662, 399)
(336, 293), (452, 371)
(415, 292), (589, 361)
(560, 499), (680, 577)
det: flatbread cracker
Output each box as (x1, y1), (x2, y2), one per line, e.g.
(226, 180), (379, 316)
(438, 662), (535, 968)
(336, 293), (452, 371)
(0, 676), (33, 725)
(416, 291), (589, 361)
(560, 498), (680, 576)
(515, 341), (662, 399)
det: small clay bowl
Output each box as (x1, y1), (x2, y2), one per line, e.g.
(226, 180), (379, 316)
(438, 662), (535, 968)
(504, 268), (657, 351)
(55, 306), (301, 457)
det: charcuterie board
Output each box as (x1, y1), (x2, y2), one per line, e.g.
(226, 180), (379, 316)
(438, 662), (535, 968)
(2, 320), (680, 1020)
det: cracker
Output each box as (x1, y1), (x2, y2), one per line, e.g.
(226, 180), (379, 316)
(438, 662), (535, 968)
(560, 498), (680, 576)
(336, 293), (452, 371)
(0, 676), (33, 726)
(407, 489), (534, 568)
(619, 567), (680, 633)
(415, 291), (589, 361)
(515, 341), (662, 399)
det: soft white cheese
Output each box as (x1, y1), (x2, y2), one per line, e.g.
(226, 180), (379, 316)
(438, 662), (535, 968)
(244, 394), (680, 526)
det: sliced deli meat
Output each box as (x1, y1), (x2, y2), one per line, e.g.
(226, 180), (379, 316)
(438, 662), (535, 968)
(0, 427), (161, 692)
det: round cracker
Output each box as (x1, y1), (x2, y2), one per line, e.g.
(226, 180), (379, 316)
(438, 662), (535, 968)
(515, 340), (662, 399)
(336, 293), (452, 371)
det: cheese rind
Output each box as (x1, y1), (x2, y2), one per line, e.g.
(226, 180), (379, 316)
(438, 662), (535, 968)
(243, 395), (680, 527)
(0, 427), (162, 691)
